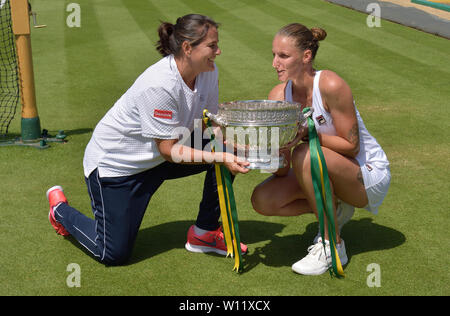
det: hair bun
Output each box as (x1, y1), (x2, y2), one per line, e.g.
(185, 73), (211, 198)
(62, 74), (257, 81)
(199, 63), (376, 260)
(156, 22), (175, 57)
(310, 27), (327, 41)
(160, 22), (175, 36)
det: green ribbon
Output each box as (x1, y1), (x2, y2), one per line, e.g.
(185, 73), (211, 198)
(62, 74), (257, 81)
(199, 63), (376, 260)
(220, 165), (243, 272)
(203, 110), (243, 272)
(303, 107), (345, 278)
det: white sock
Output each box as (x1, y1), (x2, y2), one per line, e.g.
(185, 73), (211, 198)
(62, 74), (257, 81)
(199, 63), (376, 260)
(194, 225), (210, 236)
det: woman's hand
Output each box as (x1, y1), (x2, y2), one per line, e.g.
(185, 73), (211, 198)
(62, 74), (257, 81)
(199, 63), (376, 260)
(222, 152), (250, 175)
(280, 124), (308, 151)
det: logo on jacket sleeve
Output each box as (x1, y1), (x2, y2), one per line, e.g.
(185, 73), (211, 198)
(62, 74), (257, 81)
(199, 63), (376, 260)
(154, 109), (173, 119)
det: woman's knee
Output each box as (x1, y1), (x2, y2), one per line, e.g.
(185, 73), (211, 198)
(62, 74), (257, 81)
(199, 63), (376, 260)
(99, 243), (133, 266)
(101, 253), (131, 266)
(252, 184), (279, 216)
(251, 185), (266, 215)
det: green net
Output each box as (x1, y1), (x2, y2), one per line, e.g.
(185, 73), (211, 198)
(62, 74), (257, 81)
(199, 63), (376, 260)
(0, 0), (20, 136)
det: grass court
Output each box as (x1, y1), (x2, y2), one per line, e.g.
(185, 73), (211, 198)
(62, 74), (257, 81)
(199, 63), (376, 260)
(0, 0), (449, 296)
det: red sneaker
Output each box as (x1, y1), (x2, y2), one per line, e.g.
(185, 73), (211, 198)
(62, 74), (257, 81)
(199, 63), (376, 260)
(185, 225), (248, 256)
(46, 186), (70, 236)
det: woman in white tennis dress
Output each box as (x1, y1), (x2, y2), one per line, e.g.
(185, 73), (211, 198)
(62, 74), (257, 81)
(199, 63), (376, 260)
(251, 23), (391, 276)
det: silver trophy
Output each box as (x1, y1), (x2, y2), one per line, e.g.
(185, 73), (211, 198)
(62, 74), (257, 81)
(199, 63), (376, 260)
(206, 100), (312, 170)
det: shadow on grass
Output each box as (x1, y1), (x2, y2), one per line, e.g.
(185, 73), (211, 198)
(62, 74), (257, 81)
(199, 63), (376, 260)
(0, 128), (93, 141)
(131, 217), (405, 272)
(64, 220), (285, 267)
(65, 217), (405, 272)
(64, 128), (93, 136)
(128, 220), (286, 266)
(242, 217), (406, 273)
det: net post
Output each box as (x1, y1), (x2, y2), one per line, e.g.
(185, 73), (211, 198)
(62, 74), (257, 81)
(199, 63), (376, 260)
(10, 0), (41, 141)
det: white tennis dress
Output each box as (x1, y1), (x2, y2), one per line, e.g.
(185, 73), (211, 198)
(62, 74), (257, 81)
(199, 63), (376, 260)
(83, 55), (219, 178)
(285, 71), (390, 214)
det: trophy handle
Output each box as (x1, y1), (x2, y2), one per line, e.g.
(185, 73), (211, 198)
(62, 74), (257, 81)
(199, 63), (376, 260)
(205, 111), (227, 127)
(300, 107), (314, 124)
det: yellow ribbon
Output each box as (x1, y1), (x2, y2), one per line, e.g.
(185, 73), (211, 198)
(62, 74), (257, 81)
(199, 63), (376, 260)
(203, 109), (243, 272)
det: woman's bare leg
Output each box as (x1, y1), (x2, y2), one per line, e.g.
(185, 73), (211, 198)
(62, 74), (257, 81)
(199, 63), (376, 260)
(251, 169), (313, 217)
(291, 143), (368, 243)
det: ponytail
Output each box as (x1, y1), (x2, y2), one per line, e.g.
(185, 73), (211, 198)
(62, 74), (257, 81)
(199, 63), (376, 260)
(156, 22), (176, 57)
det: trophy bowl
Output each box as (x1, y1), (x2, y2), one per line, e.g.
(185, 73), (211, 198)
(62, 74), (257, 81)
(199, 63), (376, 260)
(206, 100), (309, 170)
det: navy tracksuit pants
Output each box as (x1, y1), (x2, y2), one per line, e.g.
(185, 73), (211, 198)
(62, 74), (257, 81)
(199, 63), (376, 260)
(54, 134), (232, 265)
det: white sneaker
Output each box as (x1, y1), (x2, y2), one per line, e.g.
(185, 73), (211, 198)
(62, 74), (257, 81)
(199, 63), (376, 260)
(313, 201), (355, 244)
(292, 238), (348, 276)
